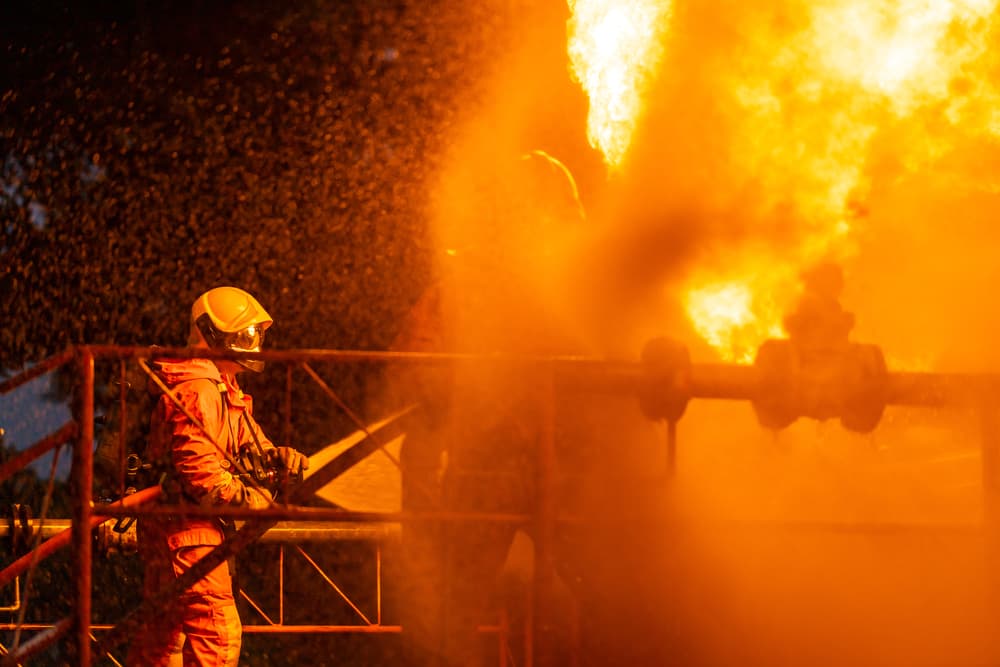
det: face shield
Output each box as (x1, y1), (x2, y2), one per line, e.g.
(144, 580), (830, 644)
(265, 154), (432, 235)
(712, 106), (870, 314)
(227, 323), (265, 353)
(225, 324), (266, 372)
(195, 314), (269, 373)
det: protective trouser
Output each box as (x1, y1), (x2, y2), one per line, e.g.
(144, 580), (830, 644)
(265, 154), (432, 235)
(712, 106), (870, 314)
(126, 544), (241, 667)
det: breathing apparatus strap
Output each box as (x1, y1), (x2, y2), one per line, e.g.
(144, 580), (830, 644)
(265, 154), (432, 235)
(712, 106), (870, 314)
(241, 409), (270, 462)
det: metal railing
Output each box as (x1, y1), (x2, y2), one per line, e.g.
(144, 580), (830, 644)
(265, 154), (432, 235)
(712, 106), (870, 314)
(1, 342), (999, 665)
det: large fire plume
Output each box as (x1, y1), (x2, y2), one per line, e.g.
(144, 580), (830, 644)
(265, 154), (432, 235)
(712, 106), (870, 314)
(566, 0), (673, 173)
(568, 0), (1000, 363)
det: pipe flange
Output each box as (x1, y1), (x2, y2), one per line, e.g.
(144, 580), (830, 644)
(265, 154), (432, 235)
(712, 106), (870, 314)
(752, 339), (800, 430)
(638, 337), (691, 423)
(839, 344), (889, 434)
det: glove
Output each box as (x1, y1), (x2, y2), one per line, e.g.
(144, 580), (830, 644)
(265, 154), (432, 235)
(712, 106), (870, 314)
(273, 446), (309, 478)
(220, 481), (272, 509)
(243, 485), (273, 510)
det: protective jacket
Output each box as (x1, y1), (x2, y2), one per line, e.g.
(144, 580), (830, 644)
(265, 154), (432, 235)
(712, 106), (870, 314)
(148, 358), (274, 509)
(128, 357), (273, 667)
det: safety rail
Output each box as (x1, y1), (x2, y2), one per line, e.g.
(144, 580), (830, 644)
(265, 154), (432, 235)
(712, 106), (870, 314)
(1, 346), (549, 666)
(1, 343), (1000, 666)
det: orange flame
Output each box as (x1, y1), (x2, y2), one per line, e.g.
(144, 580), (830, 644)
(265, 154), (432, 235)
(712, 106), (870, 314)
(569, 0), (1000, 362)
(684, 278), (786, 364)
(566, 0), (673, 171)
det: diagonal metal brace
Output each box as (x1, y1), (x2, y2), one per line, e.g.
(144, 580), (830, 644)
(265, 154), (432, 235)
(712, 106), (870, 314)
(93, 411), (414, 658)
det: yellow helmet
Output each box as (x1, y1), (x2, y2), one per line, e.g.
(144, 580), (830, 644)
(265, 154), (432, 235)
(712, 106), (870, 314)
(190, 286), (273, 372)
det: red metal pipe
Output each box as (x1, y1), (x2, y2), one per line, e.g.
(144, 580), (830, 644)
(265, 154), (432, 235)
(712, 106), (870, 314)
(0, 421), (77, 485)
(533, 366), (558, 667)
(72, 349), (95, 666)
(1, 622), (508, 634)
(92, 503), (531, 523)
(241, 625), (402, 634)
(241, 623), (505, 634)
(1, 616), (72, 666)
(689, 362), (757, 400)
(0, 619), (520, 635)
(0, 349), (73, 395)
(82, 344), (548, 365)
(2, 519), (401, 544)
(79, 344), (1000, 408)
(0, 486), (162, 589)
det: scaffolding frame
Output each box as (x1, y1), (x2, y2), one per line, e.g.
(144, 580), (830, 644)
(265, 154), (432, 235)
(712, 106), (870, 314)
(1, 343), (999, 666)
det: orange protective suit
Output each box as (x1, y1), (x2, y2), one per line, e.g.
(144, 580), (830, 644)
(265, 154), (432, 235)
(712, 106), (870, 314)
(127, 357), (274, 667)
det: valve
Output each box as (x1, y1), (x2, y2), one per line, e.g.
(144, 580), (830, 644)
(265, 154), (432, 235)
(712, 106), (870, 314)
(751, 339), (888, 433)
(752, 261), (889, 433)
(97, 517), (138, 557)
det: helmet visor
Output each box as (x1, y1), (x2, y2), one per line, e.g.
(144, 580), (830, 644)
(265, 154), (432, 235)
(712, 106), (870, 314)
(227, 324), (265, 352)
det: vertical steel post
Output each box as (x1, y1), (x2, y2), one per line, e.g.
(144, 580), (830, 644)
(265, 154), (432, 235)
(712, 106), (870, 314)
(73, 348), (95, 666)
(532, 365), (556, 667)
(279, 545), (285, 625)
(376, 546), (382, 626)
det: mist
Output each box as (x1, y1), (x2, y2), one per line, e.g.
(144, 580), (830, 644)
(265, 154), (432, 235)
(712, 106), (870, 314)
(396, 0), (1000, 665)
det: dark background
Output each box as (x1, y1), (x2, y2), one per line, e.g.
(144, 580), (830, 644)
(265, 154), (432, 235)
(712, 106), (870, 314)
(0, 1), (560, 664)
(1, 0), (488, 368)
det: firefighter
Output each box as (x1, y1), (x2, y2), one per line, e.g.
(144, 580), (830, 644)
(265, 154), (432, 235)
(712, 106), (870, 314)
(384, 150), (587, 666)
(126, 286), (308, 667)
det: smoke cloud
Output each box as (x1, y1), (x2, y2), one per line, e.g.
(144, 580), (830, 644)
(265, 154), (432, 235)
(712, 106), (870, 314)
(398, 1), (1000, 665)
